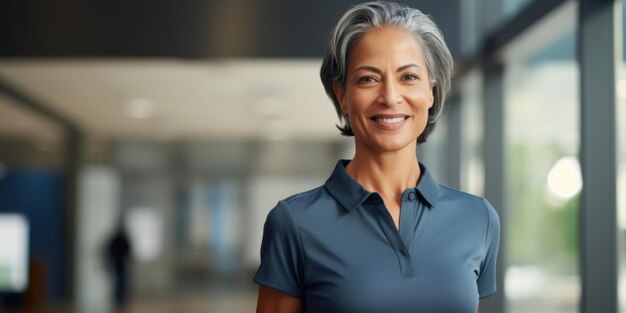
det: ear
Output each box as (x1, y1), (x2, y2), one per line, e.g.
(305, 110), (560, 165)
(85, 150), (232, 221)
(428, 85), (435, 109)
(332, 80), (347, 114)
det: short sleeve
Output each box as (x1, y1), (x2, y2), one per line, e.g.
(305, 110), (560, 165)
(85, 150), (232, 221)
(477, 198), (501, 299)
(253, 201), (304, 299)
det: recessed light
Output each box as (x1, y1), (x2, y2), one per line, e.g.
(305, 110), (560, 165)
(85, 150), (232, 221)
(125, 98), (156, 119)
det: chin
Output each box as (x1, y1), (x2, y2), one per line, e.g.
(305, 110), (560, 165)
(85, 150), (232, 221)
(367, 136), (418, 153)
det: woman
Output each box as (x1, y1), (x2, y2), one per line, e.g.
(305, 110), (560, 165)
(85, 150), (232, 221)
(254, 2), (500, 312)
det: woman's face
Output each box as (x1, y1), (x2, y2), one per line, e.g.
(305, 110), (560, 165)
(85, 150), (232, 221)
(333, 26), (434, 154)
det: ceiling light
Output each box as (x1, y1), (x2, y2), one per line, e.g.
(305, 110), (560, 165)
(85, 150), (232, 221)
(125, 98), (156, 119)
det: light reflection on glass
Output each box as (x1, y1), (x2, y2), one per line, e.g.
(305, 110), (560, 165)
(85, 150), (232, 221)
(505, 27), (579, 313)
(127, 207), (163, 262)
(0, 214), (28, 292)
(546, 156), (582, 202)
(459, 70), (485, 196)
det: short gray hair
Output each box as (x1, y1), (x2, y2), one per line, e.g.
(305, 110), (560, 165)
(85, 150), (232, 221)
(320, 1), (453, 143)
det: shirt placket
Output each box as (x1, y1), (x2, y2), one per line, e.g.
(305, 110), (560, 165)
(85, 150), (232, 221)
(367, 191), (417, 278)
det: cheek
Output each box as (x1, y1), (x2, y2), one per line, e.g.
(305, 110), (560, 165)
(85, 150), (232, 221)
(408, 92), (433, 112)
(345, 92), (372, 114)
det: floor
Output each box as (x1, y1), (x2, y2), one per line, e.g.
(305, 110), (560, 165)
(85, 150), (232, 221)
(2, 283), (258, 313)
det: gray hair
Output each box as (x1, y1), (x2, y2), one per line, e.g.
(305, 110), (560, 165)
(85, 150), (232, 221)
(320, 1), (453, 143)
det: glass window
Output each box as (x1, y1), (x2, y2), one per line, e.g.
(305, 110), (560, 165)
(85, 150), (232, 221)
(617, 68), (626, 312)
(459, 70), (485, 196)
(477, 0), (538, 44)
(420, 113), (449, 184)
(503, 0), (536, 19)
(503, 5), (579, 312)
(619, 2), (626, 311)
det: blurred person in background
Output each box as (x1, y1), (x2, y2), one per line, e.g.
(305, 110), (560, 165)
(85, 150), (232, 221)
(105, 217), (133, 312)
(254, 1), (500, 312)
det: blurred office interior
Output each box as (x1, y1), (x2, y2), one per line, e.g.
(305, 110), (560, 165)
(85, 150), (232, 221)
(0, 0), (624, 312)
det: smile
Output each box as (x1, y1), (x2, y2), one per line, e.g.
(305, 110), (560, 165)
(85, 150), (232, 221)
(374, 116), (405, 123)
(370, 115), (410, 129)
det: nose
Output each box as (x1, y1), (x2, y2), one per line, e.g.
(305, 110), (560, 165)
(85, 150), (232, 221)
(378, 79), (402, 106)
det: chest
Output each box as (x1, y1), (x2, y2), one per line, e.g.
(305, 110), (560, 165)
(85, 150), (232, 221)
(299, 205), (485, 313)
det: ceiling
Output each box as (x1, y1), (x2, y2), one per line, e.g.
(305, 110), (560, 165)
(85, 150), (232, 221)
(0, 0), (460, 141)
(0, 1), (460, 58)
(0, 58), (341, 140)
(0, 90), (63, 140)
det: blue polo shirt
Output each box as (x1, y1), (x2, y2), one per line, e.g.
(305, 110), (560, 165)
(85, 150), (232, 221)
(254, 160), (500, 313)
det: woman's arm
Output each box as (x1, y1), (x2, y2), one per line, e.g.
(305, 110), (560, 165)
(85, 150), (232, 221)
(256, 285), (303, 313)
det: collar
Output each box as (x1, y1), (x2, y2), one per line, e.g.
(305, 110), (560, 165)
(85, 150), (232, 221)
(324, 159), (441, 211)
(415, 162), (441, 207)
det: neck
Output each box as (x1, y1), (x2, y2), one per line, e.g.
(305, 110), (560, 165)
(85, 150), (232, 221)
(346, 142), (421, 199)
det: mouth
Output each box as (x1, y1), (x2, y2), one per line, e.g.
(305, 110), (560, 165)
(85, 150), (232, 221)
(370, 115), (410, 129)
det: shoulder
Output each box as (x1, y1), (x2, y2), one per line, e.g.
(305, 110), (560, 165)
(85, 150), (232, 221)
(264, 185), (329, 223)
(282, 185), (327, 206)
(265, 184), (345, 232)
(437, 184), (499, 223)
(278, 185), (336, 214)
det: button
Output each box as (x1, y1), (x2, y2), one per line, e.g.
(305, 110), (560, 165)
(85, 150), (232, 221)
(408, 192), (416, 200)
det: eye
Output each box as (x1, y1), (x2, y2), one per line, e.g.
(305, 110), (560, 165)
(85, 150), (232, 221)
(357, 76), (377, 84)
(402, 73), (419, 81)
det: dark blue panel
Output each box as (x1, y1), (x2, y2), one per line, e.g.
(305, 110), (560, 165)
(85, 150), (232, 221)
(0, 169), (66, 303)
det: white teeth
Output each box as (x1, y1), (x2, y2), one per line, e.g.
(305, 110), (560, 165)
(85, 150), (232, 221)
(375, 117), (405, 124)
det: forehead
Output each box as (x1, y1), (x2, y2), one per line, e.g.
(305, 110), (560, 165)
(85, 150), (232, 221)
(347, 27), (427, 69)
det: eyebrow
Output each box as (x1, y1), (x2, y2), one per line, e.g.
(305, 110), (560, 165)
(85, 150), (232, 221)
(353, 63), (423, 74)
